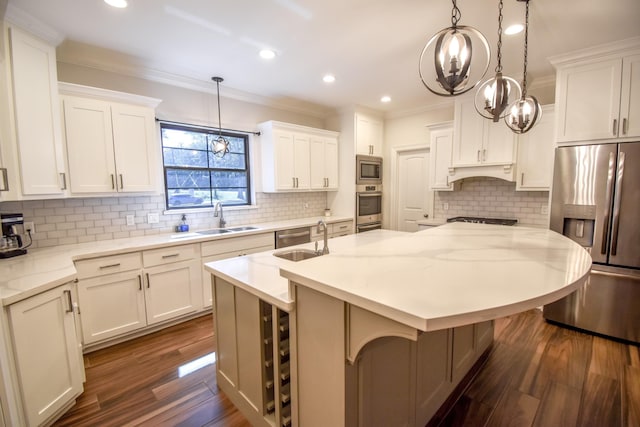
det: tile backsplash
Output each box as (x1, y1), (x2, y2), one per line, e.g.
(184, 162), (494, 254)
(433, 177), (550, 227)
(1, 192), (327, 249)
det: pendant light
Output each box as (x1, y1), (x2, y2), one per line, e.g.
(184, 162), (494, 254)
(209, 76), (230, 158)
(505, 0), (541, 133)
(419, 0), (490, 97)
(474, 0), (521, 122)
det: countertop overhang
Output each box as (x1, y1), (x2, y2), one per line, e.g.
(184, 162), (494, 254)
(206, 223), (592, 331)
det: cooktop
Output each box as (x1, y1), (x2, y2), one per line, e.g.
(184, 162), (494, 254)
(446, 216), (518, 226)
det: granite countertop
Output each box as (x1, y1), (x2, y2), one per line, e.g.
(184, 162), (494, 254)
(206, 223), (592, 331)
(0, 216), (352, 306)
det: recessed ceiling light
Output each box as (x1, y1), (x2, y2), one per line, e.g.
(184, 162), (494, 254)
(259, 49), (276, 60)
(505, 24), (524, 35)
(380, 96), (391, 103)
(323, 74), (336, 83)
(104, 0), (128, 8)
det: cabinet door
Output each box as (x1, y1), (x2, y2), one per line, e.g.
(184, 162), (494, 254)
(273, 131), (296, 190)
(517, 105), (556, 190)
(484, 119), (517, 164)
(63, 97), (117, 193)
(8, 26), (65, 195)
(619, 54), (640, 139)
(111, 103), (158, 192)
(356, 115), (383, 155)
(78, 270), (146, 344)
(9, 284), (83, 427)
(452, 98), (484, 166)
(429, 125), (454, 190)
(144, 259), (202, 325)
(309, 136), (326, 190)
(556, 58), (623, 142)
(292, 133), (310, 189)
(324, 137), (339, 190)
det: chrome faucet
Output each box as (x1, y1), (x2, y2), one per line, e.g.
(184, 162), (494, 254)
(317, 220), (329, 255)
(214, 202), (226, 228)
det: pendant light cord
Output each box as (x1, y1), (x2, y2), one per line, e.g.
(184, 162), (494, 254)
(495, 0), (504, 73)
(451, 0), (461, 27)
(215, 78), (223, 137)
(521, 0), (530, 96)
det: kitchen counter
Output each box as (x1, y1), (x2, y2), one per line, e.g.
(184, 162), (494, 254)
(0, 216), (352, 306)
(206, 222), (592, 330)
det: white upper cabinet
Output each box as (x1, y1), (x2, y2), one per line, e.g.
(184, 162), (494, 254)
(427, 122), (454, 191)
(516, 105), (556, 191)
(553, 38), (640, 143)
(355, 113), (383, 156)
(60, 83), (161, 194)
(450, 95), (516, 181)
(259, 121), (339, 192)
(1, 25), (66, 197)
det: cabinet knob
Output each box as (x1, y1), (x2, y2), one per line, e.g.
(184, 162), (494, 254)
(423, 214), (429, 218)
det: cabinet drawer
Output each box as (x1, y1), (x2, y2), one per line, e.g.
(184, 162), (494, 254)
(331, 221), (353, 235)
(201, 232), (274, 257)
(75, 252), (142, 279)
(143, 244), (200, 267)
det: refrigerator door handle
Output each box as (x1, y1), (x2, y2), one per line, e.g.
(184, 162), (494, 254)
(601, 151), (616, 255)
(610, 151), (625, 256)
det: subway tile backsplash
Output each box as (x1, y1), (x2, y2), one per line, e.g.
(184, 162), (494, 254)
(1, 192), (327, 249)
(433, 177), (550, 227)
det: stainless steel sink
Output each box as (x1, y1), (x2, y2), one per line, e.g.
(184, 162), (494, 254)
(226, 226), (259, 232)
(196, 228), (233, 235)
(273, 249), (322, 262)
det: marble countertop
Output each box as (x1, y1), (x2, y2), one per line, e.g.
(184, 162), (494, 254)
(0, 216), (352, 306)
(206, 223), (592, 331)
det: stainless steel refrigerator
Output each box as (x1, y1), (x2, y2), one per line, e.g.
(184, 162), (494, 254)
(543, 142), (640, 344)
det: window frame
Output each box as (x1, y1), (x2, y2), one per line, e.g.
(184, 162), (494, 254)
(160, 122), (252, 211)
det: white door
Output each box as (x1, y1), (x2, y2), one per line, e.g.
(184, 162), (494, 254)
(396, 148), (433, 232)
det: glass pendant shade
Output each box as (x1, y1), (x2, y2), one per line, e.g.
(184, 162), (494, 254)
(419, 0), (490, 97)
(505, 95), (541, 133)
(474, 72), (521, 121)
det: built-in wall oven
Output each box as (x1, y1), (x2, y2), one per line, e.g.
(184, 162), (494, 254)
(356, 184), (382, 232)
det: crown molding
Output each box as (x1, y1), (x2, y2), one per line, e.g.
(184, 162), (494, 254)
(4, 4), (64, 45)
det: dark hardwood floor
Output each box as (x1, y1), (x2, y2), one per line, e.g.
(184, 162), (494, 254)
(54, 310), (639, 427)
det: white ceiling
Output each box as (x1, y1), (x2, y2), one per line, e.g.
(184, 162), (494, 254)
(5, 0), (640, 116)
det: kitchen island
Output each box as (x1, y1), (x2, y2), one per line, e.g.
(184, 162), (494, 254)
(204, 223), (592, 427)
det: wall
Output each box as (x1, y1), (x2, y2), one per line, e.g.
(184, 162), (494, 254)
(1, 192), (327, 248)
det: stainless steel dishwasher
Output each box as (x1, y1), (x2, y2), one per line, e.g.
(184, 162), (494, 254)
(275, 226), (311, 249)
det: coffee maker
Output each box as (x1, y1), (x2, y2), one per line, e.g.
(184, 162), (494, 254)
(1, 213), (28, 258)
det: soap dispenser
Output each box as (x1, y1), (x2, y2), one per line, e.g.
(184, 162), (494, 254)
(176, 214), (189, 232)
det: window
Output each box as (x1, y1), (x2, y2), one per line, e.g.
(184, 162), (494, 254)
(161, 123), (251, 210)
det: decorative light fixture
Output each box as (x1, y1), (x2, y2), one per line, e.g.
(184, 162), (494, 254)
(505, 0), (541, 133)
(419, 0), (490, 97)
(209, 77), (229, 158)
(474, 0), (521, 122)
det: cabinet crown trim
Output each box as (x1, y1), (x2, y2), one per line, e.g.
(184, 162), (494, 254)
(258, 120), (339, 137)
(58, 82), (162, 108)
(549, 36), (640, 68)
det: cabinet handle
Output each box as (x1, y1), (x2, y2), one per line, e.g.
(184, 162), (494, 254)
(521, 172), (524, 186)
(138, 274), (142, 291)
(0, 168), (8, 191)
(99, 263), (121, 269)
(613, 119), (618, 136)
(146, 273), (150, 288)
(119, 174), (124, 190)
(111, 174), (115, 190)
(423, 214), (429, 218)
(64, 290), (73, 313)
(623, 118), (628, 135)
(60, 173), (67, 190)
(482, 149), (487, 162)
(477, 150), (481, 162)
(296, 177), (299, 188)
(292, 177), (296, 188)
(162, 253), (180, 259)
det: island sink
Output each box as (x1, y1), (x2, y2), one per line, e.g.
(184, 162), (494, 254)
(273, 249), (321, 262)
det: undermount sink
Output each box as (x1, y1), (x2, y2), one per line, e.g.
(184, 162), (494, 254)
(196, 228), (233, 235)
(273, 249), (322, 262)
(225, 226), (259, 232)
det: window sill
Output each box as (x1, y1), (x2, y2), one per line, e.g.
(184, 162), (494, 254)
(163, 204), (260, 216)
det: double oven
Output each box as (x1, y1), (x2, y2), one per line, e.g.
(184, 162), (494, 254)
(356, 155), (382, 233)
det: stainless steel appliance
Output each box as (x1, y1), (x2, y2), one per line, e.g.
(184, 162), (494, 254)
(543, 143), (640, 344)
(275, 226), (311, 249)
(356, 184), (382, 232)
(1, 213), (28, 258)
(356, 155), (382, 185)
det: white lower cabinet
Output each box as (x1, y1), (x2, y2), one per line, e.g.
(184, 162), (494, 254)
(8, 282), (83, 426)
(310, 220), (354, 241)
(201, 232), (274, 308)
(76, 244), (202, 347)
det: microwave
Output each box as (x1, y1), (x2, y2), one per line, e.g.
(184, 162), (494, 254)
(356, 155), (382, 185)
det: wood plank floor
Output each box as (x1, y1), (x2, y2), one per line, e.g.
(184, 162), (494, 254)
(53, 310), (640, 427)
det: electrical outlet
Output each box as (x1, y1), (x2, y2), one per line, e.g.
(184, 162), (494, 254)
(303, 202), (309, 209)
(24, 221), (35, 234)
(126, 215), (135, 226)
(147, 213), (160, 224)
(443, 203), (449, 211)
(541, 205), (549, 215)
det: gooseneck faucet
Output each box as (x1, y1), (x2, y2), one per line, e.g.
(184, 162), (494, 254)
(317, 220), (329, 255)
(214, 202), (226, 228)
